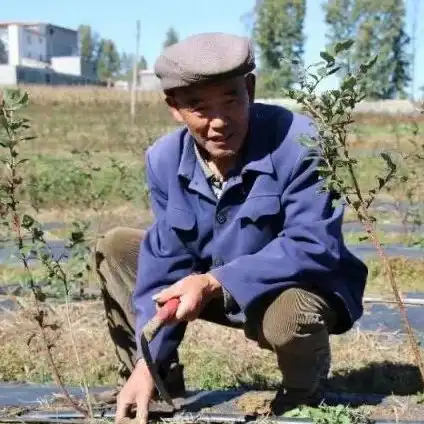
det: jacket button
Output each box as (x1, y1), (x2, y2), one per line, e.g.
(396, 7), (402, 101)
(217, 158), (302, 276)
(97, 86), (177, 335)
(216, 213), (226, 224)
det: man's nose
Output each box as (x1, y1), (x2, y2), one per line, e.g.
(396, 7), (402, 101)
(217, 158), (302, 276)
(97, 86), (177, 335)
(208, 110), (229, 129)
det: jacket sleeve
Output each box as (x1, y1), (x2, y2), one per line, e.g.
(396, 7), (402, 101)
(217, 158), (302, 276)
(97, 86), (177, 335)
(132, 148), (194, 365)
(209, 147), (344, 313)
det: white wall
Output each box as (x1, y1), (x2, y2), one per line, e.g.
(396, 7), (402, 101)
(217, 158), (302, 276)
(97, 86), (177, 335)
(51, 56), (81, 75)
(20, 57), (49, 68)
(7, 25), (21, 65)
(0, 65), (17, 85)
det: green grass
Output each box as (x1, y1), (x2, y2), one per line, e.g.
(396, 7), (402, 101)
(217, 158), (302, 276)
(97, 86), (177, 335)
(17, 153), (147, 209)
(0, 87), (421, 217)
(1, 250), (424, 298)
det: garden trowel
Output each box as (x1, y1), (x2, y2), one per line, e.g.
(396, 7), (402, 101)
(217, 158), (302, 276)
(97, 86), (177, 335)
(140, 297), (181, 410)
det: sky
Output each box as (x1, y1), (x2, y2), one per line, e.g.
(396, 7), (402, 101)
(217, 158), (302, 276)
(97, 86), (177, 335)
(3, 0), (424, 98)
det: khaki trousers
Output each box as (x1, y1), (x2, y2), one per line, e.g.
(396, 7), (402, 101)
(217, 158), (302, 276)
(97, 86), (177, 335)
(93, 227), (336, 394)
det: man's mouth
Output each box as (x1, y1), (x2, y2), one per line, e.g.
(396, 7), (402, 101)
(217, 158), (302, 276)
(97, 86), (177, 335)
(210, 133), (233, 144)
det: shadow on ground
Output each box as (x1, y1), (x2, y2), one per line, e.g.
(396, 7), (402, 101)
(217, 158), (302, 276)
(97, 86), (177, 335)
(222, 361), (422, 399)
(326, 361), (422, 396)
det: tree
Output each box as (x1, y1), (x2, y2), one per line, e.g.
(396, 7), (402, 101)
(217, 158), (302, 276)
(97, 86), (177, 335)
(322, 0), (361, 75)
(251, 0), (306, 95)
(78, 25), (99, 65)
(0, 39), (7, 64)
(323, 0), (411, 99)
(118, 52), (148, 81)
(163, 27), (179, 49)
(96, 39), (121, 84)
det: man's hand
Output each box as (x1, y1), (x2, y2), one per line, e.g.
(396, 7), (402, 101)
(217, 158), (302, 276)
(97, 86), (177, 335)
(152, 273), (222, 322)
(115, 360), (155, 424)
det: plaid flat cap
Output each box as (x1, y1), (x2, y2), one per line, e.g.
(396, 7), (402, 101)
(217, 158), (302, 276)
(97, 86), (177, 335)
(154, 32), (256, 90)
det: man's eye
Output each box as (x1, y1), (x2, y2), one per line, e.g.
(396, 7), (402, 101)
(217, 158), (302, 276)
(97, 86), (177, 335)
(192, 105), (206, 112)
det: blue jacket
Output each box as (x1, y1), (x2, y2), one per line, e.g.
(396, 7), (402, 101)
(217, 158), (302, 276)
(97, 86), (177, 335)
(133, 103), (368, 364)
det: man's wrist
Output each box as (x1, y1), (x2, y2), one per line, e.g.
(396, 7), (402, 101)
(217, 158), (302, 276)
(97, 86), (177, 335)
(205, 273), (223, 299)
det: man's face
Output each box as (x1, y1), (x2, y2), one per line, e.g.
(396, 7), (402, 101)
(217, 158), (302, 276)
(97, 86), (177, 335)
(166, 74), (255, 160)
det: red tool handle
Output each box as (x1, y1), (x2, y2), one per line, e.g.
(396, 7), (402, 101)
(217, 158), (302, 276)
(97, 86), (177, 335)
(156, 297), (180, 322)
(143, 298), (181, 343)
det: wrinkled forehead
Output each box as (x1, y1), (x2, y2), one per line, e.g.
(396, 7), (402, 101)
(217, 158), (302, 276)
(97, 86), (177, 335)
(169, 76), (247, 105)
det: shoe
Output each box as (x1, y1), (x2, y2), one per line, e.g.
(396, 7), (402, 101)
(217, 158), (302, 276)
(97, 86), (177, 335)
(270, 386), (325, 416)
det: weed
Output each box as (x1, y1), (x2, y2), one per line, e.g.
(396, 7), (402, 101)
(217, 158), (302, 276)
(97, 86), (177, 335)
(284, 404), (371, 424)
(0, 89), (92, 417)
(287, 40), (424, 387)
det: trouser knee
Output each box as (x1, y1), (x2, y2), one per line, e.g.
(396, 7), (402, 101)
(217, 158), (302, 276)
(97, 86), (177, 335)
(260, 286), (336, 391)
(94, 227), (145, 284)
(95, 227), (145, 264)
(261, 287), (334, 351)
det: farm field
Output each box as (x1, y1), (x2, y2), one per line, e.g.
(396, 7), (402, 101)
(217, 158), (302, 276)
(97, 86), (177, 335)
(0, 85), (424, 421)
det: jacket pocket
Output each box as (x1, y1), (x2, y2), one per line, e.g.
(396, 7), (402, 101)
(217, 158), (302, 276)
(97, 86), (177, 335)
(235, 194), (281, 224)
(166, 207), (196, 231)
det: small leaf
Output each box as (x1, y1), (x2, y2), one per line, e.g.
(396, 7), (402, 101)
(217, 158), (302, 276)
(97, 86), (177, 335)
(17, 92), (29, 106)
(327, 65), (341, 76)
(3, 89), (28, 111)
(22, 214), (35, 229)
(17, 158), (30, 165)
(320, 51), (335, 64)
(380, 152), (396, 173)
(334, 39), (355, 54)
(361, 55), (378, 73)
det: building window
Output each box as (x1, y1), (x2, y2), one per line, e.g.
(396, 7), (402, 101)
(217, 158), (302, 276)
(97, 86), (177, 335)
(28, 52), (32, 58)
(27, 35), (31, 44)
(39, 37), (42, 44)
(39, 54), (43, 61)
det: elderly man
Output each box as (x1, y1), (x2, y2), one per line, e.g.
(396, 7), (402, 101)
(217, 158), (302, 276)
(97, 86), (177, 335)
(94, 32), (368, 421)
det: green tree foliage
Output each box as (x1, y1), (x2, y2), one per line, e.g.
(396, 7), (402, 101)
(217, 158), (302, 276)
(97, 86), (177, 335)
(163, 27), (179, 49)
(0, 39), (7, 64)
(96, 39), (121, 82)
(323, 0), (411, 99)
(252, 0), (306, 96)
(322, 0), (360, 75)
(78, 25), (99, 64)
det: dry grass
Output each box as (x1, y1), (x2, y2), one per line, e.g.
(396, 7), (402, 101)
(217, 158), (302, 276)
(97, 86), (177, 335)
(14, 84), (165, 105)
(0, 300), (422, 398)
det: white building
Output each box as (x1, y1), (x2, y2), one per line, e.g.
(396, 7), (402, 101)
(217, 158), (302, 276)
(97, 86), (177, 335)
(114, 69), (162, 92)
(0, 21), (100, 85)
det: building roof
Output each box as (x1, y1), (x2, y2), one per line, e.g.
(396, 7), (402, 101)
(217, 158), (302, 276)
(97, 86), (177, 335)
(0, 21), (77, 33)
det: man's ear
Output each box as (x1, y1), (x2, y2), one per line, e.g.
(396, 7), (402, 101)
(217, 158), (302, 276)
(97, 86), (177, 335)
(165, 95), (185, 123)
(245, 73), (256, 103)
